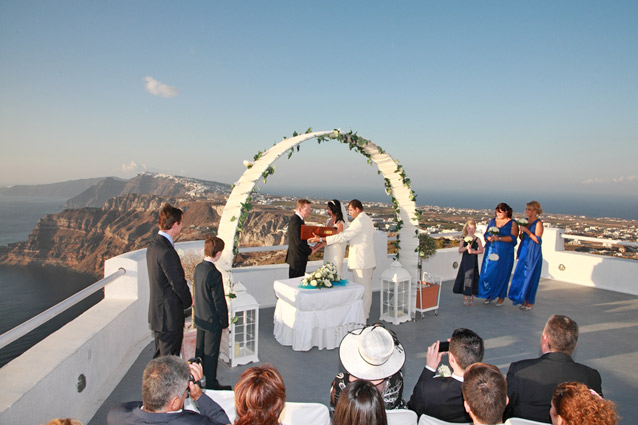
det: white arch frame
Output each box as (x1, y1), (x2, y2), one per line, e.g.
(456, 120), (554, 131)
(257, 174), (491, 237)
(216, 130), (420, 289)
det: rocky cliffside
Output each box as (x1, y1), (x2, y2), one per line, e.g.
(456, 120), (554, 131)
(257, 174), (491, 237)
(0, 192), (290, 276)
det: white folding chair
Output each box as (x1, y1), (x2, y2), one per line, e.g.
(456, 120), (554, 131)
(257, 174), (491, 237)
(280, 402), (331, 425)
(386, 409), (418, 425)
(504, 418), (548, 425)
(418, 413), (471, 425)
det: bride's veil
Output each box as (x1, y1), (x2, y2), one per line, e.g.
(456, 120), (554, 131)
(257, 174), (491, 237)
(340, 201), (349, 229)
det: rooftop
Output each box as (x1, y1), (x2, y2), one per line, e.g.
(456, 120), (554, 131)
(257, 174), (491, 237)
(90, 277), (638, 424)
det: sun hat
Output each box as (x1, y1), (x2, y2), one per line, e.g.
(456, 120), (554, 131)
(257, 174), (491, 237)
(339, 325), (405, 380)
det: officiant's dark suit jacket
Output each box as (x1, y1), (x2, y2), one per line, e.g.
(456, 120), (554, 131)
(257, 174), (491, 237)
(408, 368), (472, 423)
(505, 351), (602, 423)
(285, 213), (312, 278)
(146, 233), (192, 333)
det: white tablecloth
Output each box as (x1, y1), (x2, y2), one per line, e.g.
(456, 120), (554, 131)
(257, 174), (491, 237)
(273, 277), (365, 351)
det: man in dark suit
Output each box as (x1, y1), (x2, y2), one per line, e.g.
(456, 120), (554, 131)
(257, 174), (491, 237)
(147, 203), (192, 358)
(408, 328), (484, 423)
(505, 314), (603, 423)
(285, 199), (313, 278)
(107, 355), (230, 425)
(193, 236), (230, 390)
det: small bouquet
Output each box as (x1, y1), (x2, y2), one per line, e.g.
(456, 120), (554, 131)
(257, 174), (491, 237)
(464, 236), (474, 245)
(487, 226), (500, 236)
(300, 262), (339, 289)
(517, 218), (529, 227)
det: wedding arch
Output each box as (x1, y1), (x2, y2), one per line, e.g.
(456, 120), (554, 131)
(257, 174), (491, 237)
(216, 129), (421, 287)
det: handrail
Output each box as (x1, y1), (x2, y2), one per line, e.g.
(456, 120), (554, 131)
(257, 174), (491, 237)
(0, 267), (126, 350)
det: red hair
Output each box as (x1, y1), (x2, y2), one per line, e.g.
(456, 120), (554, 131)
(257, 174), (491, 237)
(234, 364), (286, 425)
(552, 382), (619, 425)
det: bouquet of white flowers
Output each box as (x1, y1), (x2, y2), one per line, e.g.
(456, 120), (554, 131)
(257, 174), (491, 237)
(517, 218), (529, 226)
(300, 262), (339, 289)
(464, 236), (474, 245)
(488, 226), (500, 236)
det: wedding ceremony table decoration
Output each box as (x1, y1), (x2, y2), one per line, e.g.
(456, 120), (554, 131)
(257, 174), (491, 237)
(273, 276), (365, 351)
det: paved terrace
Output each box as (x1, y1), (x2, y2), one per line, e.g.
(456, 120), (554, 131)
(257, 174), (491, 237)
(91, 278), (638, 424)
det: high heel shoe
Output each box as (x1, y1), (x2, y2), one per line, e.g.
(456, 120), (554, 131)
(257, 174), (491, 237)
(484, 298), (491, 304)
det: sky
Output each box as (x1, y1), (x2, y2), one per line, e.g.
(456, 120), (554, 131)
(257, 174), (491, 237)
(1, 1), (637, 215)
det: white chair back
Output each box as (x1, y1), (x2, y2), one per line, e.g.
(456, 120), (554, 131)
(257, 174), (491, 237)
(504, 418), (548, 425)
(418, 413), (472, 425)
(386, 409), (418, 425)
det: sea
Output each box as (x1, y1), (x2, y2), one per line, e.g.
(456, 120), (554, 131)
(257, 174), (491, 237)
(0, 190), (635, 367)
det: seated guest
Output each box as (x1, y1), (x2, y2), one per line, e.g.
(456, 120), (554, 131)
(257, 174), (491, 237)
(505, 314), (603, 423)
(408, 328), (484, 423)
(106, 356), (230, 425)
(234, 364), (286, 425)
(462, 363), (508, 425)
(44, 420), (83, 425)
(333, 379), (388, 425)
(330, 325), (406, 412)
(551, 382), (619, 425)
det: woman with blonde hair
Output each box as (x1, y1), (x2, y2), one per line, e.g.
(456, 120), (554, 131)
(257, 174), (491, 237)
(508, 201), (544, 310)
(551, 382), (619, 425)
(452, 219), (484, 305)
(234, 364), (286, 425)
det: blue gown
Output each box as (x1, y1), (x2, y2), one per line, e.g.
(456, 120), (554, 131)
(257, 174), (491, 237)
(478, 218), (517, 300)
(508, 219), (543, 305)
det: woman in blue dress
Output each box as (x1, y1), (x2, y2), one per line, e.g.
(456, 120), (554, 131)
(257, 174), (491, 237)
(478, 203), (518, 306)
(508, 201), (544, 310)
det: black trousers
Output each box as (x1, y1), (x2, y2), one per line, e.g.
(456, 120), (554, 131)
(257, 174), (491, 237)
(289, 262), (307, 278)
(153, 330), (183, 358)
(196, 327), (223, 388)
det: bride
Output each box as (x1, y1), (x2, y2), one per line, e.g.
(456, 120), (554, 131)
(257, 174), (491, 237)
(316, 199), (348, 279)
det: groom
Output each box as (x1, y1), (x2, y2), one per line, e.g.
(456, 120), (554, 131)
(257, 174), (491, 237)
(309, 199), (376, 319)
(285, 199), (313, 278)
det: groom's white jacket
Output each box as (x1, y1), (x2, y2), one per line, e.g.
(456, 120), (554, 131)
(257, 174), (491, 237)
(326, 211), (376, 270)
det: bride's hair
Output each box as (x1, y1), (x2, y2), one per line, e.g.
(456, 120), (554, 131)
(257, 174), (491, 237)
(327, 200), (345, 224)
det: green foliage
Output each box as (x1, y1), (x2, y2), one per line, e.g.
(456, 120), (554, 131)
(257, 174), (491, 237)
(415, 232), (437, 269)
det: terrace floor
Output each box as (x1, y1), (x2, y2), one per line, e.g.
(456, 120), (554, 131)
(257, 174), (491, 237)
(90, 278), (638, 424)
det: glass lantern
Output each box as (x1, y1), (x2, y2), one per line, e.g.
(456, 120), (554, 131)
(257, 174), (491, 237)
(379, 260), (412, 325)
(219, 292), (259, 367)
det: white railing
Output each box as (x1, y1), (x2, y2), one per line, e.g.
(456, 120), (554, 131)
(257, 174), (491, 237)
(0, 268), (126, 350)
(561, 233), (638, 247)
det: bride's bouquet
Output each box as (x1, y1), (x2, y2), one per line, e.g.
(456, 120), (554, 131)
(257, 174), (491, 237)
(300, 262), (339, 289)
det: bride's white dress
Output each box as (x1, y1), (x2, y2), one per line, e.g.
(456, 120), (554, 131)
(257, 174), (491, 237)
(324, 218), (348, 279)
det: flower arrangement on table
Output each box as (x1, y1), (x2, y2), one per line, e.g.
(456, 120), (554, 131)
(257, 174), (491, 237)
(299, 262), (345, 289)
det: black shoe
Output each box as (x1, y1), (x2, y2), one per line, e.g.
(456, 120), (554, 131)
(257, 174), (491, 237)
(209, 383), (233, 391)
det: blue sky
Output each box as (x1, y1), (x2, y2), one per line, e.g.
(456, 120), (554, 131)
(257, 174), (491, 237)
(1, 1), (637, 209)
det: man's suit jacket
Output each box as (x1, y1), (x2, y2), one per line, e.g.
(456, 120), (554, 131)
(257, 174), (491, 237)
(407, 368), (472, 423)
(146, 233), (192, 332)
(106, 393), (230, 425)
(505, 351), (603, 423)
(285, 213), (312, 268)
(326, 211), (376, 270)
(193, 260), (229, 332)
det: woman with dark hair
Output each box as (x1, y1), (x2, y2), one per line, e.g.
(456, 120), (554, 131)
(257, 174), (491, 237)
(333, 380), (388, 425)
(315, 199), (348, 279)
(234, 364), (286, 425)
(509, 201), (544, 310)
(478, 202), (519, 305)
(551, 382), (619, 425)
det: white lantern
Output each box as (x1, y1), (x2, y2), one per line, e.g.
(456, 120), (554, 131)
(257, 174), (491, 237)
(379, 260), (412, 325)
(219, 292), (259, 367)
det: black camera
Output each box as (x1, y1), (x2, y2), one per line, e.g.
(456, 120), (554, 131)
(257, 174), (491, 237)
(187, 357), (206, 388)
(438, 341), (450, 352)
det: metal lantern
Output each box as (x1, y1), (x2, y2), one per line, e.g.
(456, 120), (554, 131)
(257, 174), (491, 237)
(380, 260), (412, 325)
(219, 291), (259, 367)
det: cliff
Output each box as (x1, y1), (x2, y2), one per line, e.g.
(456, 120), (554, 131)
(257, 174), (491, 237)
(0, 193), (290, 276)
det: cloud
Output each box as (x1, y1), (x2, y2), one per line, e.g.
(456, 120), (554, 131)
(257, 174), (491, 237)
(582, 175), (638, 184)
(144, 76), (179, 98)
(121, 161), (147, 173)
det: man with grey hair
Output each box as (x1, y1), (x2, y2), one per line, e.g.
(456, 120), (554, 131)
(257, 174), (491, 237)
(107, 356), (230, 424)
(505, 314), (602, 423)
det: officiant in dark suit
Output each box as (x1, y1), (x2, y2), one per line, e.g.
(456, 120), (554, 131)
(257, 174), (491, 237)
(146, 203), (192, 358)
(285, 199), (313, 278)
(193, 236), (230, 390)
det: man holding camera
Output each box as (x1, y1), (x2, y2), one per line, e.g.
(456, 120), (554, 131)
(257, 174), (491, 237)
(107, 356), (230, 425)
(408, 328), (484, 423)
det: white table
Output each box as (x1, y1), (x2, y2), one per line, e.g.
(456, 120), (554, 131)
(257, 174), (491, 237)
(273, 277), (365, 351)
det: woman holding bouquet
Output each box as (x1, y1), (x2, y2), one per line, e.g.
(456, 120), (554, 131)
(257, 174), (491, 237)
(314, 199), (348, 280)
(508, 201), (544, 310)
(453, 219), (484, 305)
(478, 203), (518, 305)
